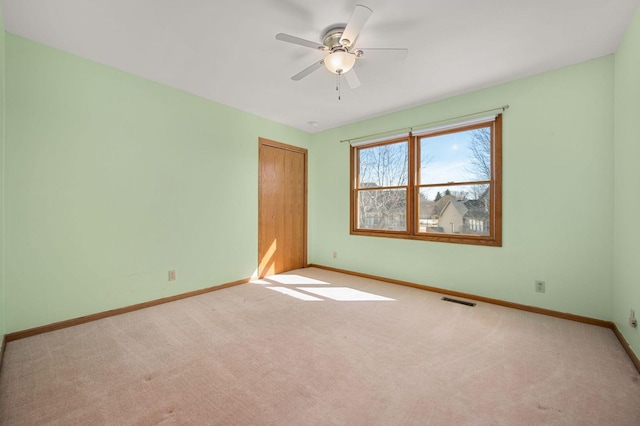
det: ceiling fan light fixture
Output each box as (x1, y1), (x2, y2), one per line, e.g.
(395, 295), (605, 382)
(324, 50), (356, 75)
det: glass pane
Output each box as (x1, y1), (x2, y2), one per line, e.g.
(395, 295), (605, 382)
(359, 141), (408, 188)
(358, 188), (407, 231)
(417, 185), (490, 235)
(420, 126), (491, 185)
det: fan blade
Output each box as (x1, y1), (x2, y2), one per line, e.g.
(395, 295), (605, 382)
(344, 70), (361, 89)
(340, 5), (373, 47)
(291, 60), (325, 81)
(276, 33), (326, 51)
(358, 48), (409, 62)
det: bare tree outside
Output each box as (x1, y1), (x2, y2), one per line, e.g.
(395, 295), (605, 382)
(359, 142), (408, 187)
(466, 127), (491, 181)
(465, 127), (491, 201)
(358, 141), (408, 230)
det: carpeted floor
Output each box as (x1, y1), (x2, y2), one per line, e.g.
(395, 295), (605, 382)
(1, 267), (639, 425)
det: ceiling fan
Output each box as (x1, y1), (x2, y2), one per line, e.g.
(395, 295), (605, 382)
(275, 4), (408, 96)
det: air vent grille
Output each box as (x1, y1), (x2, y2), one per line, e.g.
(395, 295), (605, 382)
(441, 297), (476, 307)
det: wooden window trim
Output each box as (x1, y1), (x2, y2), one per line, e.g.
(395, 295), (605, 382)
(350, 115), (502, 247)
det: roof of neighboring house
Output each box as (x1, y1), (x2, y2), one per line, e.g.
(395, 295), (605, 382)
(463, 199), (489, 220)
(441, 200), (468, 218)
(432, 195), (457, 216)
(440, 199), (488, 220)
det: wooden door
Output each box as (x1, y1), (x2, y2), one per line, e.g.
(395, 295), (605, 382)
(258, 138), (307, 277)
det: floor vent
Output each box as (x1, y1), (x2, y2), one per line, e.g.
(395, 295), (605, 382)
(441, 297), (477, 307)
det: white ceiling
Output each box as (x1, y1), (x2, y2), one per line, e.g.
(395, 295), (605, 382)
(1, 0), (638, 132)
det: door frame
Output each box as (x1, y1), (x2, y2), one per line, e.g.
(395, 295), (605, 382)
(258, 137), (308, 278)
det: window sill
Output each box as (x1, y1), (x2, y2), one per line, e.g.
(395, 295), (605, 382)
(350, 229), (502, 247)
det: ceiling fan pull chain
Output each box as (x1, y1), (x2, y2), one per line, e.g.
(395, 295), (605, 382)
(337, 73), (342, 100)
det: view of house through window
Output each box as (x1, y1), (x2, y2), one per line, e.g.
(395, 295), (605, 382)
(357, 139), (408, 231)
(351, 115), (502, 246)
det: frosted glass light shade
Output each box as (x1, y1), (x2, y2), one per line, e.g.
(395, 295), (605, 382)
(324, 51), (356, 74)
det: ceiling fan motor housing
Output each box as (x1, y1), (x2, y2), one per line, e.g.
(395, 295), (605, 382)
(322, 26), (349, 50)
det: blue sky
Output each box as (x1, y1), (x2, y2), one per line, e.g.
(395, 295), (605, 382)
(420, 130), (479, 185)
(358, 128), (489, 200)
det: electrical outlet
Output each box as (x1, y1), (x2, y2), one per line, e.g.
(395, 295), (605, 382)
(630, 309), (637, 328)
(333, 251), (337, 259)
(535, 280), (545, 293)
(168, 270), (176, 281)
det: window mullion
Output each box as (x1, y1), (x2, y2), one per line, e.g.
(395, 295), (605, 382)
(408, 132), (417, 236)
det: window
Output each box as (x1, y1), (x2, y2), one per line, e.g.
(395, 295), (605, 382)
(350, 115), (502, 246)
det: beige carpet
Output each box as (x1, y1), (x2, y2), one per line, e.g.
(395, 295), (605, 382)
(1, 267), (639, 425)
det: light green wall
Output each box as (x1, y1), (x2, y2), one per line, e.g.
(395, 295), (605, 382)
(309, 56), (615, 320)
(0, 11), (5, 338)
(614, 8), (640, 358)
(0, 16), (635, 347)
(4, 34), (310, 332)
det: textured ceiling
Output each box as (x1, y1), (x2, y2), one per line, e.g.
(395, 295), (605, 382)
(1, 0), (638, 132)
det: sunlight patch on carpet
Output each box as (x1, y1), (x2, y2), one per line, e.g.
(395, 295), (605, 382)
(266, 274), (330, 285)
(299, 287), (395, 302)
(266, 287), (324, 301)
(254, 274), (394, 302)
